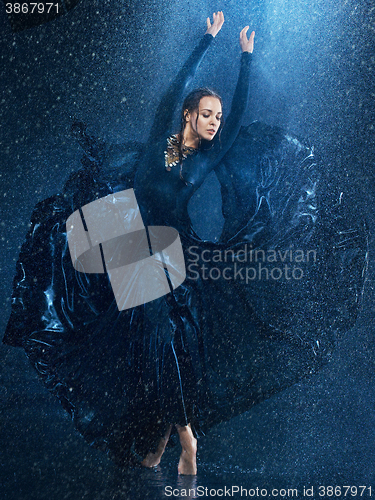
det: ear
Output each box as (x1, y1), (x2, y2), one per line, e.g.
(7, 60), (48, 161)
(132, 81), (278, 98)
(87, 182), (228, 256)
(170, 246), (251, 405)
(184, 109), (190, 122)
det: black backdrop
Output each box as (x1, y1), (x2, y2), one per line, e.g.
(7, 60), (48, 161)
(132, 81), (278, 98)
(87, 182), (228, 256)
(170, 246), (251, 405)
(1, 1), (374, 498)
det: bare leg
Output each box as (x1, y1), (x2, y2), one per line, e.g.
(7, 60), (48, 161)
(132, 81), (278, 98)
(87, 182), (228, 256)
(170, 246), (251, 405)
(176, 423), (197, 475)
(141, 424), (172, 468)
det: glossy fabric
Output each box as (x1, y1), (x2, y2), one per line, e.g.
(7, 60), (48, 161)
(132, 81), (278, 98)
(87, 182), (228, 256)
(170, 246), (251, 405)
(3, 122), (368, 464)
(3, 36), (368, 464)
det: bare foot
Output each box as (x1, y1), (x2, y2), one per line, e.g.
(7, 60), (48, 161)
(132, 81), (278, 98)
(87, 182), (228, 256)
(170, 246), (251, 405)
(141, 424), (172, 468)
(176, 424), (197, 475)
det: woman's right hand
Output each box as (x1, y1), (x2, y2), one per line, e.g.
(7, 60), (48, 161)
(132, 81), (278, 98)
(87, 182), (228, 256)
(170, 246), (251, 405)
(205, 11), (224, 38)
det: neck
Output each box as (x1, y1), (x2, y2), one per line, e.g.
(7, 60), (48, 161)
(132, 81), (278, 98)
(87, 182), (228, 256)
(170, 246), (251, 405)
(182, 123), (200, 149)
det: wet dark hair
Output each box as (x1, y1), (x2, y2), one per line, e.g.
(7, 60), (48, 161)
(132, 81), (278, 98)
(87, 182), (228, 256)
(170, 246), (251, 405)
(178, 87), (223, 162)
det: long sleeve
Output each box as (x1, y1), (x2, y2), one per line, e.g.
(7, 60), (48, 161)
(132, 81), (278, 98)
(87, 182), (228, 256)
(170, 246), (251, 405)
(148, 34), (214, 143)
(211, 51), (252, 165)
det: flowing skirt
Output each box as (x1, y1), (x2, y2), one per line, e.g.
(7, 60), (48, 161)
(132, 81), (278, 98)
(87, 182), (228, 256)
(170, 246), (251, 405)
(3, 122), (368, 464)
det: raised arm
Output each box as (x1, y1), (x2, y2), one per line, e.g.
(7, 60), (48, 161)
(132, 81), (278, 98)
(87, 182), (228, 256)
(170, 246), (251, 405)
(212, 26), (255, 164)
(148, 12), (224, 143)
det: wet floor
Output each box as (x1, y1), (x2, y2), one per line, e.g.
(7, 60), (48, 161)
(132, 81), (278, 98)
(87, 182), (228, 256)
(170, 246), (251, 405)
(2, 304), (375, 500)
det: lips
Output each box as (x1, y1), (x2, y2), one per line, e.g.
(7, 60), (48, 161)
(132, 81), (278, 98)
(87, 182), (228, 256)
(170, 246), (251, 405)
(207, 129), (216, 135)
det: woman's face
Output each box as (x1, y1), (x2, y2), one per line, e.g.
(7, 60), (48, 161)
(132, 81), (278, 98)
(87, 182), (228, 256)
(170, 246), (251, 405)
(187, 96), (222, 142)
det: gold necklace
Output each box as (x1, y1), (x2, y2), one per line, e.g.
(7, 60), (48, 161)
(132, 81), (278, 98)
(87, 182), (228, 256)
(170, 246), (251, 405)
(164, 135), (196, 172)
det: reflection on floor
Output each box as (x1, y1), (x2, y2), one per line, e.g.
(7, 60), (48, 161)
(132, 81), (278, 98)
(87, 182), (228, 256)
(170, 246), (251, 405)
(1, 314), (375, 500)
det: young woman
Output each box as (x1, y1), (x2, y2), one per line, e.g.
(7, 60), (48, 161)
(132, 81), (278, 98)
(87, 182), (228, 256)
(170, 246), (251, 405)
(3, 11), (367, 478)
(132, 12), (254, 475)
(129, 12), (256, 475)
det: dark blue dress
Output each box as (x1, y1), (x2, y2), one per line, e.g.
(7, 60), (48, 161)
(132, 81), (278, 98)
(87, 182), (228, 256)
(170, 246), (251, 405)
(3, 35), (368, 465)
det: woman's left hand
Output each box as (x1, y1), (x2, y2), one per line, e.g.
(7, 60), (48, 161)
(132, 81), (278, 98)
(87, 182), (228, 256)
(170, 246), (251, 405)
(240, 26), (255, 53)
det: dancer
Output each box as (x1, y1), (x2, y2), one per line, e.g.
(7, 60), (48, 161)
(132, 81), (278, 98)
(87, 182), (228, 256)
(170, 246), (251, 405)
(130, 11), (254, 474)
(132, 11), (254, 474)
(3, 11), (367, 477)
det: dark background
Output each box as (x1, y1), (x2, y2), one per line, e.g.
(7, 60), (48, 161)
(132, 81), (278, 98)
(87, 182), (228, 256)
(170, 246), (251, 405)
(1, 1), (375, 498)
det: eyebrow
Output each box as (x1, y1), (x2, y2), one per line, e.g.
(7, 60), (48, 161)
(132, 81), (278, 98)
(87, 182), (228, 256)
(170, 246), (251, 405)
(200, 108), (223, 114)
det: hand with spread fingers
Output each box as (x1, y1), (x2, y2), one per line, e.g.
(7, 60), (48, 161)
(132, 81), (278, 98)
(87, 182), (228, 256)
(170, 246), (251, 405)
(205, 11), (225, 37)
(240, 26), (255, 53)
